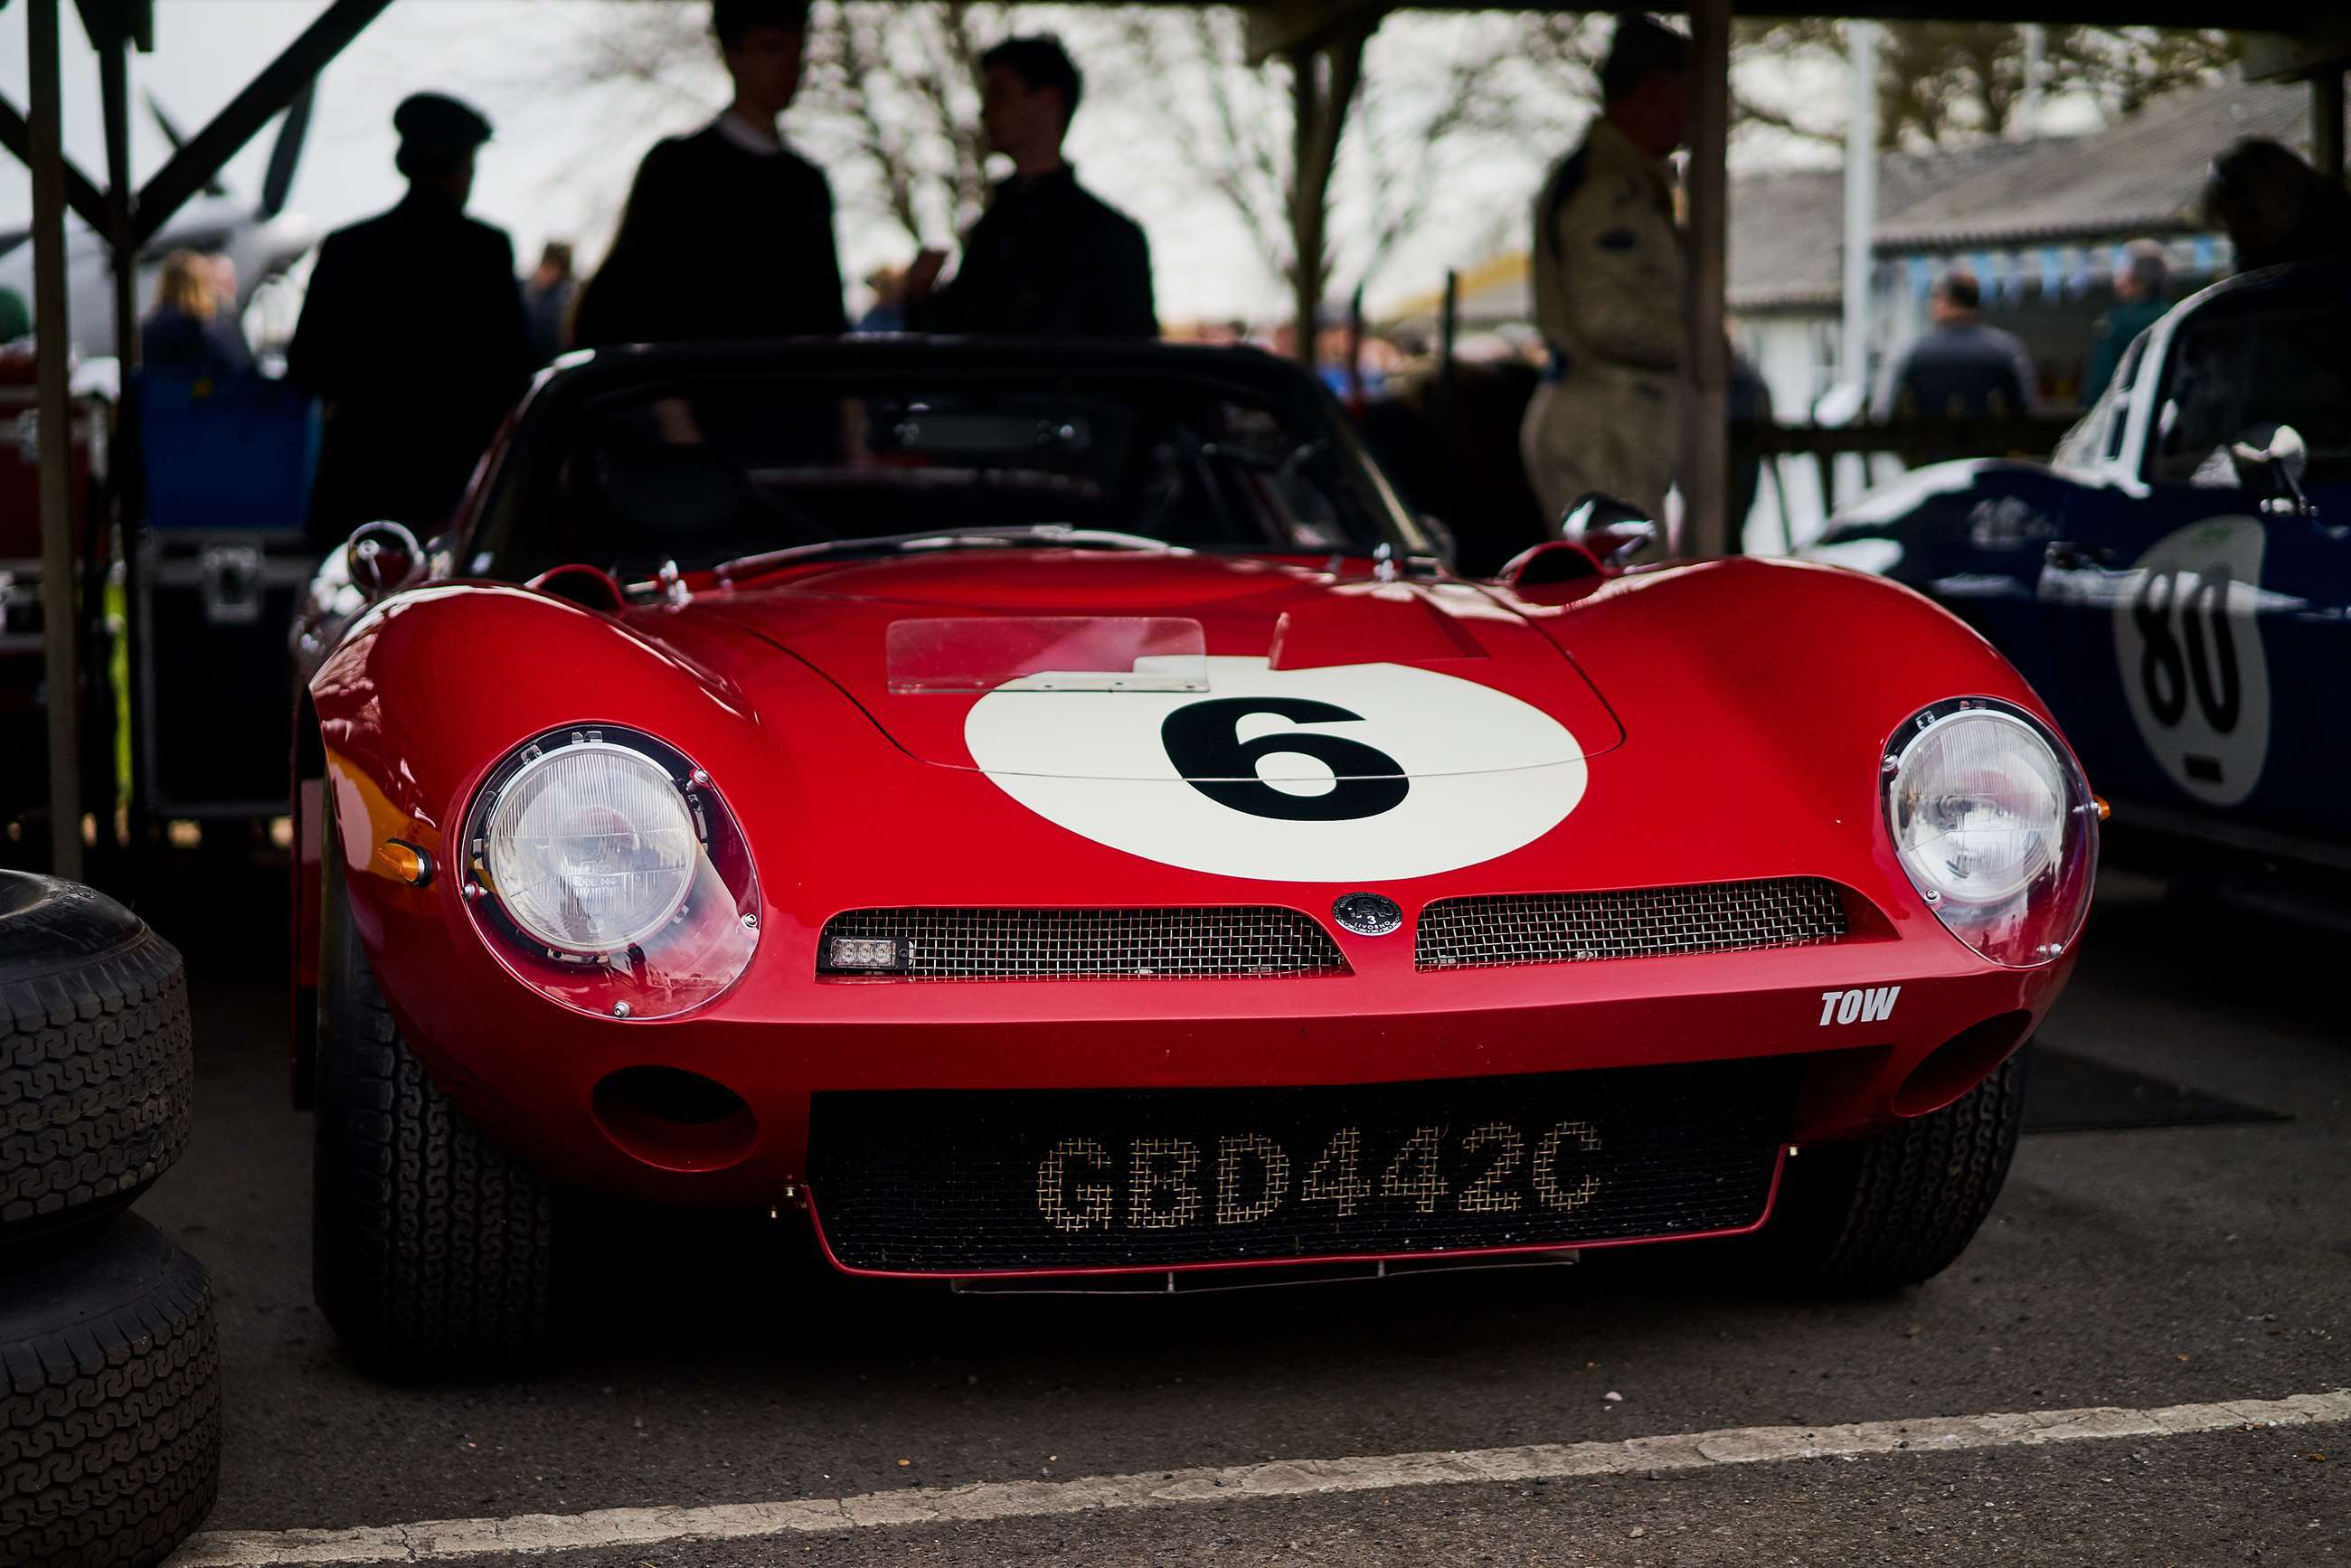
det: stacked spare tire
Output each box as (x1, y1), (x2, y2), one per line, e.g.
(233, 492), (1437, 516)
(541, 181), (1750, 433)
(1, 872), (218, 1567)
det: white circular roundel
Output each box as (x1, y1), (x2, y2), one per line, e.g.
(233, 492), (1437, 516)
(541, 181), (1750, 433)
(2111, 516), (2271, 808)
(964, 656), (1587, 882)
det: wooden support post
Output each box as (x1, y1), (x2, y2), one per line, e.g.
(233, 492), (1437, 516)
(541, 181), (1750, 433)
(1676, 0), (1733, 558)
(2314, 68), (2345, 184)
(28, 0), (81, 879)
(1286, 20), (1367, 372)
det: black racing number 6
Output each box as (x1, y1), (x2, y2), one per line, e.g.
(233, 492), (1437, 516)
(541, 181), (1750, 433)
(1160, 697), (1410, 822)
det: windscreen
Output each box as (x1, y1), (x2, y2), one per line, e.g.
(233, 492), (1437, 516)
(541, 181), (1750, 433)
(480, 371), (1395, 581)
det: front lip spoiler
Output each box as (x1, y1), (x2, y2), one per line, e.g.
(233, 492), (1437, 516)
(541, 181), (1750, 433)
(798, 1148), (1788, 1285)
(949, 1249), (1583, 1295)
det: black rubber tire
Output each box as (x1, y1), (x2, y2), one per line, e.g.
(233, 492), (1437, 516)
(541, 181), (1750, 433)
(1758, 1048), (2028, 1292)
(0, 1214), (221, 1568)
(0, 874), (193, 1245)
(311, 797), (557, 1374)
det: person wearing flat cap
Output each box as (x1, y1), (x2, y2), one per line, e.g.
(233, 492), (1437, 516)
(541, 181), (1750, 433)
(288, 90), (534, 544)
(571, 0), (846, 347)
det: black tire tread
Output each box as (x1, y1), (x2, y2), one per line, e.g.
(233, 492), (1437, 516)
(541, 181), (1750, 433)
(0, 1221), (221, 1568)
(0, 930), (192, 1242)
(1774, 1049), (2028, 1292)
(313, 845), (555, 1371)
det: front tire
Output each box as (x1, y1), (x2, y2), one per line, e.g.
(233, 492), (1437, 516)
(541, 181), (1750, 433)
(1760, 1048), (2027, 1292)
(311, 798), (556, 1373)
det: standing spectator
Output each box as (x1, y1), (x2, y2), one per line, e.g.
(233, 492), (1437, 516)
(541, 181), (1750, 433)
(1519, 15), (1689, 527)
(2202, 137), (2351, 275)
(903, 35), (1155, 338)
(1873, 269), (2038, 421)
(2081, 240), (2167, 407)
(571, 0), (845, 346)
(288, 91), (534, 543)
(524, 241), (577, 364)
(855, 266), (907, 333)
(141, 250), (252, 379)
(204, 253), (252, 362)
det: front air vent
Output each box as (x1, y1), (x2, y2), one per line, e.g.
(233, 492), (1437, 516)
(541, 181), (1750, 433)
(1417, 877), (1850, 970)
(817, 906), (1349, 980)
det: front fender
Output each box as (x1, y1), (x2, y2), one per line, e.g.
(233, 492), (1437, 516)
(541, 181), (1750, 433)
(304, 583), (880, 1100)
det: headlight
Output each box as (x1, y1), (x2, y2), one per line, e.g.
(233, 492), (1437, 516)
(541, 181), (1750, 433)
(1884, 700), (2094, 967)
(463, 726), (760, 1018)
(484, 741), (697, 954)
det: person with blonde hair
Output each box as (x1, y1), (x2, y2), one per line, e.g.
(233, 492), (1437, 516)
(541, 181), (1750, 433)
(142, 249), (251, 378)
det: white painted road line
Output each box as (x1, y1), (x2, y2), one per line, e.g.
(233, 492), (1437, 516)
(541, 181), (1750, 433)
(171, 1388), (2351, 1567)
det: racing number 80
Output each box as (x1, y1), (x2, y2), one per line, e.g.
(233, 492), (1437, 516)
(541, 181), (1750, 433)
(2133, 565), (2241, 734)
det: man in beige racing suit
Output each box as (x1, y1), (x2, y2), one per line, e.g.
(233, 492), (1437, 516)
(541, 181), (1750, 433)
(1520, 16), (1690, 530)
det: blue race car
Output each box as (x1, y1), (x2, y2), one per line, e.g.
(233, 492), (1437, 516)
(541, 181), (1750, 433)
(1811, 259), (2348, 873)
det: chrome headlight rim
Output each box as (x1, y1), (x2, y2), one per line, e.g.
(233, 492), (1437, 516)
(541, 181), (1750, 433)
(463, 724), (715, 962)
(1882, 695), (2095, 967)
(1887, 703), (2065, 910)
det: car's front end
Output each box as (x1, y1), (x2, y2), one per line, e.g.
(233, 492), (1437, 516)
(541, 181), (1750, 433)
(297, 342), (2091, 1368)
(313, 557), (2089, 1295)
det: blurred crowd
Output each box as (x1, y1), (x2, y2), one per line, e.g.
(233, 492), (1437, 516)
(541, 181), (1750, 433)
(23, 0), (2341, 556)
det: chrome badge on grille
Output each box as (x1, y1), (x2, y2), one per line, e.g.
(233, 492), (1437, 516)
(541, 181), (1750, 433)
(1331, 892), (1403, 937)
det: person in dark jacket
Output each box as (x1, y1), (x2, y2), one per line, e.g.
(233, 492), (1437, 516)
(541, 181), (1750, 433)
(523, 241), (577, 364)
(2202, 137), (2351, 276)
(142, 249), (252, 380)
(570, 0), (845, 346)
(904, 35), (1156, 337)
(1872, 269), (2038, 421)
(2081, 239), (2167, 407)
(288, 91), (533, 543)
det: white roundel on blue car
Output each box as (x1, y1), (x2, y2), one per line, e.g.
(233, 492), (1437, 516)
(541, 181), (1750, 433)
(2111, 516), (2271, 808)
(964, 655), (1586, 882)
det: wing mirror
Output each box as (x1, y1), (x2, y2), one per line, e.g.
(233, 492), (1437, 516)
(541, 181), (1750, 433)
(2228, 423), (2314, 519)
(347, 519), (422, 601)
(1560, 493), (1663, 566)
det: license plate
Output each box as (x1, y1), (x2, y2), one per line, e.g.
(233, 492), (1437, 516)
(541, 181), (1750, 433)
(1034, 1119), (1610, 1233)
(809, 1062), (1791, 1273)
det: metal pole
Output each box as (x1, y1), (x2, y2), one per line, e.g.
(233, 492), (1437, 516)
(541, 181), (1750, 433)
(2314, 69), (2345, 184)
(1840, 22), (1878, 398)
(101, 6), (139, 873)
(1345, 283), (1364, 407)
(1676, 0), (1732, 558)
(1438, 268), (1459, 427)
(28, 0), (82, 879)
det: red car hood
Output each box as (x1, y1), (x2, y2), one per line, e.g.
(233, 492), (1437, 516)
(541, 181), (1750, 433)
(688, 550), (1623, 778)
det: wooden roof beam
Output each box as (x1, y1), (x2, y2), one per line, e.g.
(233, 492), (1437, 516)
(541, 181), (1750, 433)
(132, 0), (392, 247)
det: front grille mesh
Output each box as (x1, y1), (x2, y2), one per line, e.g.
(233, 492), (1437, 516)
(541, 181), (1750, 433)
(1417, 877), (1848, 970)
(808, 1060), (1793, 1273)
(818, 906), (1349, 980)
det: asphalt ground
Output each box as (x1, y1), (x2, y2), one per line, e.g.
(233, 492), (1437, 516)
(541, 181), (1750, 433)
(130, 862), (2348, 1565)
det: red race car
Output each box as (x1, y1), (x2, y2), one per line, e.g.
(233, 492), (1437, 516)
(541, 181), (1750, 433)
(290, 341), (2094, 1371)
